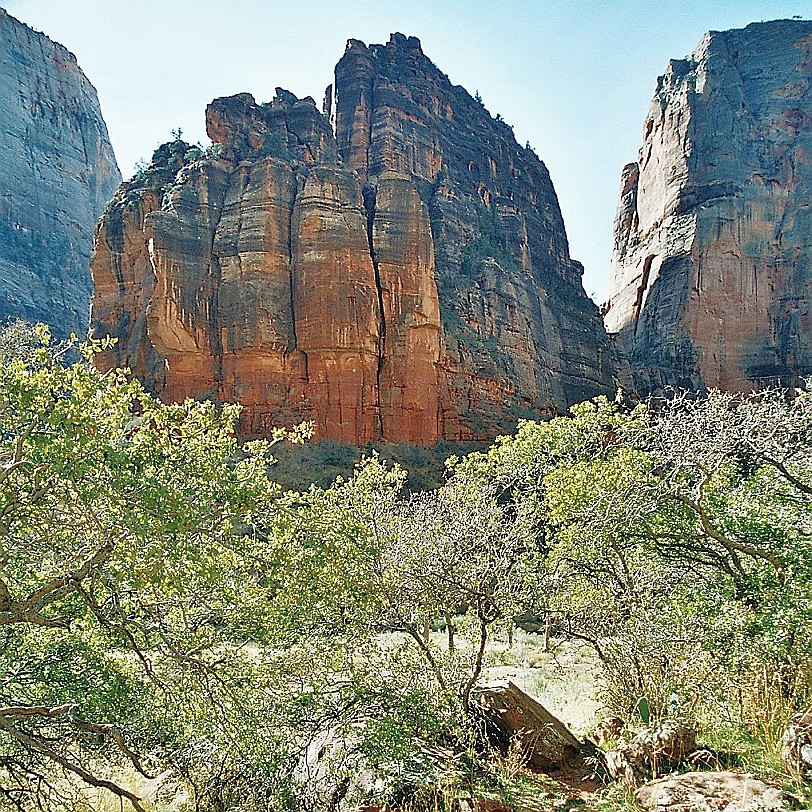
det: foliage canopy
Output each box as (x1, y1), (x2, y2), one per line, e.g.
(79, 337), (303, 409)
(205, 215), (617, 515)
(1, 322), (810, 811)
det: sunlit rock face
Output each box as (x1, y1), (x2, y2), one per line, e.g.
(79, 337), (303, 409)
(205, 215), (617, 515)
(0, 8), (120, 336)
(92, 34), (626, 444)
(605, 20), (812, 395)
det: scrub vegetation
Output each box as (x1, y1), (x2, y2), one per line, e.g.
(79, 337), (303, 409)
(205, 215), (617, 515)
(0, 322), (809, 811)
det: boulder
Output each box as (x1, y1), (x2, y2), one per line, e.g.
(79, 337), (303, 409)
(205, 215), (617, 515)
(634, 771), (788, 812)
(782, 709), (812, 780)
(473, 680), (584, 771)
(605, 721), (695, 782)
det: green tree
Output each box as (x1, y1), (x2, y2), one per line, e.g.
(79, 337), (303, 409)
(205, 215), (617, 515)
(447, 388), (812, 727)
(0, 325), (535, 811)
(0, 324), (298, 811)
(257, 454), (543, 807)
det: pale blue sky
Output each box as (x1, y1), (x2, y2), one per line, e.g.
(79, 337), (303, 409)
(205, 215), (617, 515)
(5, 1), (810, 300)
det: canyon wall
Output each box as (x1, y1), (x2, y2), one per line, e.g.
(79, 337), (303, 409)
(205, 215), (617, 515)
(0, 8), (120, 336)
(92, 34), (627, 444)
(605, 20), (812, 394)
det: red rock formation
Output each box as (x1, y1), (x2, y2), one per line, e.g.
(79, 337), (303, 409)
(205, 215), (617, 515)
(291, 166), (381, 443)
(605, 20), (812, 395)
(92, 35), (626, 444)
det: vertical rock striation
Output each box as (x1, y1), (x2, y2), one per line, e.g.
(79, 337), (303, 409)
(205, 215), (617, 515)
(606, 20), (812, 394)
(92, 34), (625, 444)
(0, 8), (120, 336)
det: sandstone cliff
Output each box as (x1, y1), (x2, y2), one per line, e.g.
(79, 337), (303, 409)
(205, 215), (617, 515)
(605, 20), (812, 394)
(92, 34), (625, 444)
(0, 8), (120, 336)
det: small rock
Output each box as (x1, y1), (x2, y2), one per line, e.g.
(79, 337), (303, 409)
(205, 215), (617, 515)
(588, 716), (624, 748)
(475, 801), (511, 812)
(686, 747), (723, 770)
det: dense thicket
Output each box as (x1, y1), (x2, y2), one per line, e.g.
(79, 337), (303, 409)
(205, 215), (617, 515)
(0, 324), (809, 811)
(452, 390), (812, 731)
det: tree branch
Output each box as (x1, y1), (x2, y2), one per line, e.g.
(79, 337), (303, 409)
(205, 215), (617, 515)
(0, 705), (73, 719)
(668, 491), (783, 575)
(759, 454), (812, 496)
(0, 715), (146, 812)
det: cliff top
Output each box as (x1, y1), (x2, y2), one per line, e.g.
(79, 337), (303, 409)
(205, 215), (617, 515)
(706, 17), (812, 40)
(0, 6), (82, 67)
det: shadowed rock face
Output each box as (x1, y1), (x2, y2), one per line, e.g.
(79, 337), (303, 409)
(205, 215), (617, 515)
(0, 8), (120, 336)
(92, 33), (626, 445)
(605, 20), (812, 395)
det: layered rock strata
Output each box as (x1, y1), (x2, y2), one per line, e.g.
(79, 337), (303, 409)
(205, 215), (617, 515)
(0, 8), (120, 335)
(92, 34), (625, 444)
(605, 20), (812, 394)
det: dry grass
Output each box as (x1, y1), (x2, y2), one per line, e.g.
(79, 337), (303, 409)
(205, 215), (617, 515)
(482, 631), (605, 736)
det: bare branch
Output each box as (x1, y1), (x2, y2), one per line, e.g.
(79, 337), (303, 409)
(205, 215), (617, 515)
(668, 490), (783, 575)
(0, 715), (146, 812)
(0, 541), (114, 629)
(72, 720), (157, 780)
(0, 705), (73, 719)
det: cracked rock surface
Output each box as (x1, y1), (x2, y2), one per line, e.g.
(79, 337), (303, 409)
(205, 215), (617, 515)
(92, 34), (627, 444)
(0, 8), (120, 336)
(634, 771), (788, 812)
(605, 20), (812, 396)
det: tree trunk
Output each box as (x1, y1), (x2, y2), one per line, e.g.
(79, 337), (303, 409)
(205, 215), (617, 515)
(443, 611), (455, 652)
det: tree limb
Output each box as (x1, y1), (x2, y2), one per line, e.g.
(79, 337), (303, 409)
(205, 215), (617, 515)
(0, 705), (73, 719)
(0, 715), (146, 812)
(668, 491), (783, 575)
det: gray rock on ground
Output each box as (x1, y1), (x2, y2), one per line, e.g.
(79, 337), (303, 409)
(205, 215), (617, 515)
(635, 771), (789, 812)
(605, 720), (695, 782)
(782, 710), (812, 779)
